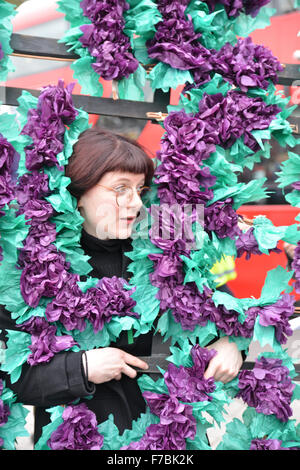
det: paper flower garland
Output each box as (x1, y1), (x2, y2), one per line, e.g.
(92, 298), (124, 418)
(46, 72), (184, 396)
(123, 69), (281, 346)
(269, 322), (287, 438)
(0, 1), (299, 452)
(57, 0), (148, 99)
(57, 0), (277, 96)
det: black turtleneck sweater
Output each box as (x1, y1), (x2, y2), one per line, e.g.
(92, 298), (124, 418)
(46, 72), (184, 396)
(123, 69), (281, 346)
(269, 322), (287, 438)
(0, 229), (156, 444)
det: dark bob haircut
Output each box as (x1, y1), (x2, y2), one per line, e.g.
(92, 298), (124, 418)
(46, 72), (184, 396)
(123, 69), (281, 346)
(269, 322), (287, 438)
(65, 127), (155, 200)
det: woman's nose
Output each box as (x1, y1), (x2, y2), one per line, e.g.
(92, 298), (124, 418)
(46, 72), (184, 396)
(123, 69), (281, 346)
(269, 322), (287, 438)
(128, 188), (143, 209)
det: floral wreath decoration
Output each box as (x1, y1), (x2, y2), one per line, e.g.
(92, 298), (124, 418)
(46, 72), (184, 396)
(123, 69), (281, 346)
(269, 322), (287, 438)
(0, 1), (299, 451)
(0, 75), (300, 449)
(0, 108), (35, 450)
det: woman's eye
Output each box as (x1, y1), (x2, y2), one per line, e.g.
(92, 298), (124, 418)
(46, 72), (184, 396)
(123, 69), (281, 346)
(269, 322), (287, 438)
(114, 186), (128, 193)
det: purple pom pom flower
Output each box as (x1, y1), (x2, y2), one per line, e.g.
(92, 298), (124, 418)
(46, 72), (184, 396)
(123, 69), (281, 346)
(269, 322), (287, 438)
(20, 250), (70, 308)
(163, 345), (216, 401)
(237, 356), (295, 422)
(21, 81), (77, 171)
(48, 403), (104, 450)
(123, 396), (196, 450)
(16, 171), (49, 206)
(0, 135), (17, 212)
(212, 37), (283, 92)
(203, 0), (271, 18)
(258, 293), (294, 344)
(250, 438), (288, 450)
(205, 198), (240, 239)
(236, 227), (281, 260)
(46, 275), (138, 333)
(79, 0), (138, 81)
(146, 0), (212, 73)
(19, 317), (77, 365)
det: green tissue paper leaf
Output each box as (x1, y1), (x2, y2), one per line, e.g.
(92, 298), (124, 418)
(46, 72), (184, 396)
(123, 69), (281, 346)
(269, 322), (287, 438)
(118, 64), (146, 101)
(71, 57), (104, 97)
(149, 62), (193, 92)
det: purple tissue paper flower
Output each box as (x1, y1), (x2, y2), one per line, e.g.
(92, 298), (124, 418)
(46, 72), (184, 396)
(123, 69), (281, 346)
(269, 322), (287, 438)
(48, 403), (104, 450)
(16, 171), (50, 206)
(163, 345), (216, 402)
(79, 0), (138, 81)
(0, 135), (18, 212)
(258, 293), (294, 344)
(20, 250), (70, 308)
(212, 37), (283, 92)
(22, 81), (77, 171)
(146, 0), (212, 72)
(236, 227), (281, 260)
(123, 396), (196, 450)
(46, 275), (138, 333)
(203, 0), (271, 18)
(237, 356), (295, 422)
(250, 438), (290, 450)
(205, 198), (240, 239)
(19, 317), (77, 365)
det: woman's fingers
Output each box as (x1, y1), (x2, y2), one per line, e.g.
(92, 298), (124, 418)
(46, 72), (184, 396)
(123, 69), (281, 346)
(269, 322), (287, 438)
(204, 357), (238, 383)
(123, 351), (149, 371)
(121, 363), (138, 379)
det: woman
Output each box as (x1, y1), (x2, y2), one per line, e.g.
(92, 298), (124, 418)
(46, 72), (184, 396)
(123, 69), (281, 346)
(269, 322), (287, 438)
(0, 127), (242, 445)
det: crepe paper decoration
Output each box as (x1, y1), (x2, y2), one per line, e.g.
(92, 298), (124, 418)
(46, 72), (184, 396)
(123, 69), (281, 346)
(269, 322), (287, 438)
(185, 36), (283, 93)
(124, 0), (163, 68)
(202, 0), (272, 18)
(0, 111), (28, 263)
(100, 410), (159, 450)
(148, 62), (194, 93)
(36, 346), (231, 451)
(57, 0), (144, 98)
(0, 379), (29, 450)
(276, 151), (300, 209)
(0, 0), (16, 82)
(276, 147), (300, 293)
(217, 407), (300, 450)
(237, 355), (297, 422)
(0, 0), (299, 450)
(195, 3), (275, 51)
(47, 403), (104, 450)
(146, 0), (213, 89)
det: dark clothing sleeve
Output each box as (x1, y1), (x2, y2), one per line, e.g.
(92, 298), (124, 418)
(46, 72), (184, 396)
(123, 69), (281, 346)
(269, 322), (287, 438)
(4, 349), (95, 408)
(0, 305), (95, 407)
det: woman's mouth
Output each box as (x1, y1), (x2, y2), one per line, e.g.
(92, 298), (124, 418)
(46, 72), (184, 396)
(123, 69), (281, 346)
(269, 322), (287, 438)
(121, 216), (136, 225)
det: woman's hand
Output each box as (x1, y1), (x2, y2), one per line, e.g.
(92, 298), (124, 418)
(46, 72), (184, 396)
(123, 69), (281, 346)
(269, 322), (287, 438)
(84, 347), (149, 384)
(204, 336), (243, 383)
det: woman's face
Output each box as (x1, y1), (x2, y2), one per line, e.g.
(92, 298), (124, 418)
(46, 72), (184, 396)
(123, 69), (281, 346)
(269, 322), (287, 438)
(78, 171), (145, 239)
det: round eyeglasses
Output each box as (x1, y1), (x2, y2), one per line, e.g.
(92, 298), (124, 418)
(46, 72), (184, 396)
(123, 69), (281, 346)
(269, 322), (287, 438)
(97, 184), (151, 207)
